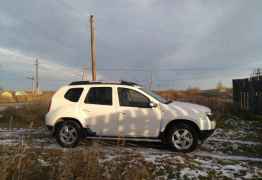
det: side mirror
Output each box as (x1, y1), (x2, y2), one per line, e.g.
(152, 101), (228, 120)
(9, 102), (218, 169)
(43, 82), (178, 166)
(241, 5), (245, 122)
(149, 102), (158, 108)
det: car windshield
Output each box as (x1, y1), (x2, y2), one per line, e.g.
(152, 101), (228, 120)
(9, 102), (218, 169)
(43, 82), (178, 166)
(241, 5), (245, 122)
(139, 88), (172, 104)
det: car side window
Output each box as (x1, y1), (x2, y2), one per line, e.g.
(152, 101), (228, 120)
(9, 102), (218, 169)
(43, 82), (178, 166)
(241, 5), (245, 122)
(64, 88), (84, 102)
(118, 88), (150, 108)
(85, 87), (112, 105)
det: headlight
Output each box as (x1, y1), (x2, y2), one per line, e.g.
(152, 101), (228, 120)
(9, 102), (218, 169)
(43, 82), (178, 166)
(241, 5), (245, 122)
(206, 112), (215, 121)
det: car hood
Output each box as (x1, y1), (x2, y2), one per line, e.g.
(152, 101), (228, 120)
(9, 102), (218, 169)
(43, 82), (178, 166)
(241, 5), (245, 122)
(167, 101), (211, 116)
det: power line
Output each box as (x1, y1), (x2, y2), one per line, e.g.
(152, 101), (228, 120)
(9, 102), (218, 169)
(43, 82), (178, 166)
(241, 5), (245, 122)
(62, 66), (254, 72)
(54, 0), (87, 18)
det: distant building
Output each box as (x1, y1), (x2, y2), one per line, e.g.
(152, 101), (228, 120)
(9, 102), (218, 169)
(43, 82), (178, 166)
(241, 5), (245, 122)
(15, 91), (27, 96)
(216, 82), (227, 93)
(233, 75), (262, 114)
(1, 91), (13, 98)
(0, 91), (15, 103)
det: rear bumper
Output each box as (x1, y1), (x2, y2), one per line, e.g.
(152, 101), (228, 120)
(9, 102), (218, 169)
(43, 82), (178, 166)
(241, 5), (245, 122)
(46, 125), (55, 136)
(199, 129), (215, 141)
(46, 125), (53, 131)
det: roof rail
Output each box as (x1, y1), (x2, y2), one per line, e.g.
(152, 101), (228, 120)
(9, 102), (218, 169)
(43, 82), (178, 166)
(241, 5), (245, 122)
(69, 81), (100, 85)
(69, 80), (140, 86)
(120, 80), (139, 86)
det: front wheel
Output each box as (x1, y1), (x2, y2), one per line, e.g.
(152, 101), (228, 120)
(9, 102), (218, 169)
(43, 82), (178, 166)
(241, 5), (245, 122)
(166, 123), (198, 152)
(55, 121), (82, 148)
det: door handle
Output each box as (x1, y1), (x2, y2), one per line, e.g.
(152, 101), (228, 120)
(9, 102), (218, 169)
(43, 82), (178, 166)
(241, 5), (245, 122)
(120, 112), (126, 115)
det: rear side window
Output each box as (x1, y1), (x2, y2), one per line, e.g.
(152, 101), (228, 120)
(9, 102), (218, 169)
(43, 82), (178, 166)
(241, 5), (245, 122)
(85, 87), (112, 105)
(64, 88), (83, 102)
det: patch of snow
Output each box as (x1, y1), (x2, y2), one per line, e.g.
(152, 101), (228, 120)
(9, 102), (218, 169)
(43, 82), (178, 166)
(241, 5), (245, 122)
(173, 156), (185, 164)
(37, 159), (49, 166)
(223, 164), (247, 171)
(101, 154), (118, 162)
(141, 151), (170, 163)
(0, 128), (50, 140)
(180, 167), (208, 178)
(209, 138), (261, 145)
(243, 172), (254, 179)
(221, 164), (247, 179)
(0, 139), (19, 145)
(194, 151), (262, 162)
(143, 155), (157, 163)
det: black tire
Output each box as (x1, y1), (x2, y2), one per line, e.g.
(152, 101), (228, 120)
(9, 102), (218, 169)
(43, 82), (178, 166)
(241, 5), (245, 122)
(55, 120), (82, 148)
(165, 123), (199, 153)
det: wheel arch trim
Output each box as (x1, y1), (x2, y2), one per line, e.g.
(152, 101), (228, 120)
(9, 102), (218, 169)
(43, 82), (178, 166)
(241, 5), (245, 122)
(160, 119), (200, 135)
(54, 117), (84, 130)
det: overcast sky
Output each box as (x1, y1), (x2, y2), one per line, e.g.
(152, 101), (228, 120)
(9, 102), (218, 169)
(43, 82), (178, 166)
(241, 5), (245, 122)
(0, 0), (261, 90)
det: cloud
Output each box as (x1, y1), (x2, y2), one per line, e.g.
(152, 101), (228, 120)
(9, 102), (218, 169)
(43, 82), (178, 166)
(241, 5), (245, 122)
(0, 47), (103, 90)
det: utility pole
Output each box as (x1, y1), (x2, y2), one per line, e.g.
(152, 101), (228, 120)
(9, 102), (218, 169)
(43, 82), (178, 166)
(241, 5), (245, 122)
(149, 70), (153, 90)
(82, 65), (88, 81)
(251, 68), (262, 80)
(35, 59), (39, 94)
(90, 15), (96, 81)
(26, 76), (35, 94)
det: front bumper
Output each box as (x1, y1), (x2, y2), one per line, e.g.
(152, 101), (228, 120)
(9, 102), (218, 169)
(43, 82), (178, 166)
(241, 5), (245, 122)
(199, 129), (215, 141)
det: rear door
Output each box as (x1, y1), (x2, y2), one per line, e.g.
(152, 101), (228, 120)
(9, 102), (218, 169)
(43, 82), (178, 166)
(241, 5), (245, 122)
(80, 86), (118, 136)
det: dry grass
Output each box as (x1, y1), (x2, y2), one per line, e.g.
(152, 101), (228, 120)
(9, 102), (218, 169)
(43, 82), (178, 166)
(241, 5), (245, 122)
(0, 92), (52, 128)
(0, 138), (51, 180)
(0, 91), (53, 104)
(0, 142), (155, 180)
(51, 146), (103, 180)
(0, 100), (49, 128)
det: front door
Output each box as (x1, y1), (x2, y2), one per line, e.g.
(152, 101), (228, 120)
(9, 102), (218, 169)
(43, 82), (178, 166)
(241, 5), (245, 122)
(81, 87), (118, 136)
(116, 87), (161, 137)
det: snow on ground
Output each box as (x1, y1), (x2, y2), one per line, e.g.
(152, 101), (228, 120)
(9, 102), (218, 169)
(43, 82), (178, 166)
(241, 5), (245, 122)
(209, 137), (262, 145)
(180, 167), (208, 179)
(193, 151), (262, 162)
(0, 118), (261, 179)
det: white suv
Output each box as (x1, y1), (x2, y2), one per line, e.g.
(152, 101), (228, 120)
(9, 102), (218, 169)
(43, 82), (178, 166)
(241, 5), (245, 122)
(45, 81), (215, 152)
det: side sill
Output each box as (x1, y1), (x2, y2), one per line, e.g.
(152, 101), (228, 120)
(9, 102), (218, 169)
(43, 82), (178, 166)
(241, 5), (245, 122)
(84, 136), (161, 142)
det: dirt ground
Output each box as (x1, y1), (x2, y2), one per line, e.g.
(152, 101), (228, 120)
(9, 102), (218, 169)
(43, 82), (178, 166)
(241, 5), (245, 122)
(0, 116), (261, 180)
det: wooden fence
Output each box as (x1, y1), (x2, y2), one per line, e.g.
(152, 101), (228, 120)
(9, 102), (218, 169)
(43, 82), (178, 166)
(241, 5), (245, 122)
(233, 77), (262, 114)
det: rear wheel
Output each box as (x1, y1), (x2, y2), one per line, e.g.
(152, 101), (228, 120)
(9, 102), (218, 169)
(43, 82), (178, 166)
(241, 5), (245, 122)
(55, 121), (82, 148)
(166, 123), (198, 152)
